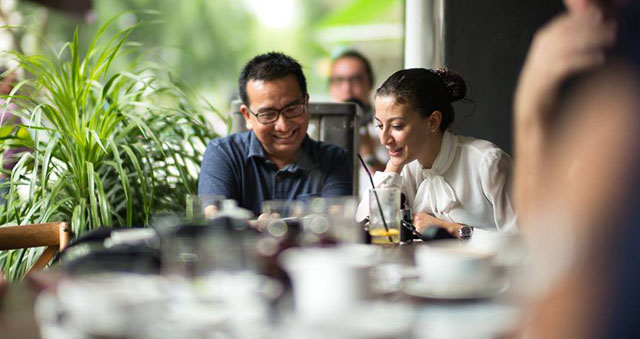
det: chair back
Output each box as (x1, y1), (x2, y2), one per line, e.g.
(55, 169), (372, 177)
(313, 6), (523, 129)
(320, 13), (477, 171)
(0, 222), (71, 274)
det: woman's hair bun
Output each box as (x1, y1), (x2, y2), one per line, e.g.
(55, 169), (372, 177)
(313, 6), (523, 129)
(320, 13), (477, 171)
(431, 68), (466, 103)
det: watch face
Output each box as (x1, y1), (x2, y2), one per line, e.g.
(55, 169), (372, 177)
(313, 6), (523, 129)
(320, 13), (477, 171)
(458, 226), (473, 239)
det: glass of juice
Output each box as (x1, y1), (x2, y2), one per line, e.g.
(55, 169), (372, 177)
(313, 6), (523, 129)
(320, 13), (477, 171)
(368, 187), (401, 244)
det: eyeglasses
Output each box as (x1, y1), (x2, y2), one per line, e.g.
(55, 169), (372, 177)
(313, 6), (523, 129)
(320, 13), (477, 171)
(246, 103), (307, 124)
(329, 74), (368, 86)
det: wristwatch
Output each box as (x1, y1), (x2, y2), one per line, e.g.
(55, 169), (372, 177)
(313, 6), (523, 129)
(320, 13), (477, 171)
(457, 226), (473, 239)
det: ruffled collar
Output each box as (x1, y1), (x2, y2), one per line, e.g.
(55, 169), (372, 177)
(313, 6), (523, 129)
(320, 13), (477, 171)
(421, 130), (457, 177)
(414, 130), (459, 216)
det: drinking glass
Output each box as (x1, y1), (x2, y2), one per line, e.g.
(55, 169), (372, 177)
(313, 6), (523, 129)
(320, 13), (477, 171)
(161, 220), (259, 278)
(368, 188), (401, 244)
(185, 194), (224, 221)
(303, 196), (360, 245)
(257, 200), (305, 281)
(260, 200), (305, 238)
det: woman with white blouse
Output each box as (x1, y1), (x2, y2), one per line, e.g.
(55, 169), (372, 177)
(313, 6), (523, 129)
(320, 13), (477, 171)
(356, 68), (517, 235)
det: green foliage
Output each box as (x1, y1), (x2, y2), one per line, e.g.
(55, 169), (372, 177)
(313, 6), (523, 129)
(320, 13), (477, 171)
(92, 0), (255, 94)
(0, 17), (225, 280)
(316, 0), (400, 28)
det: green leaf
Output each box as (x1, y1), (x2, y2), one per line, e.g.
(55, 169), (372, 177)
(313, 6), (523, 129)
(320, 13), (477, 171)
(0, 13), (221, 279)
(86, 162), (100, 228)
(316, 0), (400, 28)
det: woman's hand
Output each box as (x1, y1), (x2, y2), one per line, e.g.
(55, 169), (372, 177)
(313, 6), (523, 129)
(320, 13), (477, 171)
(412, 212), (466, 239)
(384, 160), (404, 174)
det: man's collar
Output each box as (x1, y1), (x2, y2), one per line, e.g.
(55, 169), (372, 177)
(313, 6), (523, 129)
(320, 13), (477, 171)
(247, 131), (266, 158)
(290, 136), (317, 171)
(248, 131), (318, 171)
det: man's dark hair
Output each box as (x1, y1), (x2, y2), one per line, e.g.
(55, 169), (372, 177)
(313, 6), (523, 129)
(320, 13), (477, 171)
(238, 52), (307, 106)
(332, 50), (375, 86)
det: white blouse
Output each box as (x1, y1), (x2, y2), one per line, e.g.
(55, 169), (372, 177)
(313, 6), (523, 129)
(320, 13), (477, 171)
(357, 131), (518, 232)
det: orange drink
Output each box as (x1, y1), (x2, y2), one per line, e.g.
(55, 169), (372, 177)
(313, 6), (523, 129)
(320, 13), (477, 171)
(368, 187), (401, 245)
(369, 228), (400, 244)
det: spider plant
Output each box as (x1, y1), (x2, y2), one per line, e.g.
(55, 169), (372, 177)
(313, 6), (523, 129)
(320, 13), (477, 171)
(0, 17), (226, 280)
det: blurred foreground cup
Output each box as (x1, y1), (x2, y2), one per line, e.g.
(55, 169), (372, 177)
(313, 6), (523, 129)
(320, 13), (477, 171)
(161, 217), (260, 278)
(415, 240), (496, 291)
(279, 245), (376, 321)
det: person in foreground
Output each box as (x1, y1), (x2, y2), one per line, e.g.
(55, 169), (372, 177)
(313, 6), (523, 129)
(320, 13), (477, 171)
(356, 68), (517, 235)
(198, 52), (353, 216)
(513, 0), (640, 338)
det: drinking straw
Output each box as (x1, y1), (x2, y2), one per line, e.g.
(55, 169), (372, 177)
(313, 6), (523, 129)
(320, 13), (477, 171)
(357, 154), (394, 243)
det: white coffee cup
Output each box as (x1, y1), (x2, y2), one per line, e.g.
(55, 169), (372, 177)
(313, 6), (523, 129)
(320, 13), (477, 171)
(468, 229), (527, 267)
(279, 245), (376, 321)
(414, 240), (495, 289)
(56, 274), (165, 337)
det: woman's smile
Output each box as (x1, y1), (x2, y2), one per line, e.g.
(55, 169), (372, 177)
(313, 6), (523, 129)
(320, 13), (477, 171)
(387, 145), (404, 157)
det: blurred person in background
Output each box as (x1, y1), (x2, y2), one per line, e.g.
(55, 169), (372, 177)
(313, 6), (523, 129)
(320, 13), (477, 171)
(513, 0), (640, 337)
(198, 52), (353, 216)
(329, 50), (374, 111)
(329, 50), (388, 198)
(356, 68), (517, 236)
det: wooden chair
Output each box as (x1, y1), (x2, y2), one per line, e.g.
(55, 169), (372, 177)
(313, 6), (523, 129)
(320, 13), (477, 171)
(0, 222), (71, 274)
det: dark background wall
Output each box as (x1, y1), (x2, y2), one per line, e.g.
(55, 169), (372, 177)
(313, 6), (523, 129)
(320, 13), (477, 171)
(444, 0), (564, 155)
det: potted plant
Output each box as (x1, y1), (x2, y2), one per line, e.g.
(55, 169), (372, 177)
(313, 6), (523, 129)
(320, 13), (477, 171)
(0, 17), (226, 280)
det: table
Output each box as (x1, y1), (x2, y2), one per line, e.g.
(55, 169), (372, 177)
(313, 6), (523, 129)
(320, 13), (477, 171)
(0, 243), (521, 339)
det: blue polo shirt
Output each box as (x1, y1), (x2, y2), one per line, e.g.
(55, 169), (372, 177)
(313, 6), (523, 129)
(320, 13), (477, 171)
(198, 131), (353, 215)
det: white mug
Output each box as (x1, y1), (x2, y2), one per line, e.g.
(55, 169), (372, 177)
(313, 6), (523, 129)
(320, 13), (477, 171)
(279, 245), (375, 320)
(415, 240), (495, 289)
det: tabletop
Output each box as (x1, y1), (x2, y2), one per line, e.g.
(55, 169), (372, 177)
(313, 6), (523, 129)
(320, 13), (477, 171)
(0, 240), (522, 339)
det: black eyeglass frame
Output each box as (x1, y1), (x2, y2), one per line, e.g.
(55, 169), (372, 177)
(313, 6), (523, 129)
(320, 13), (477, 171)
(245, 102), (308, 125)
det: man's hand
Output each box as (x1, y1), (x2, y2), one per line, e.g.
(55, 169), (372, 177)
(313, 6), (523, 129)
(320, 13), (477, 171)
(252, 212), (283, 231)
(203, 204), (219, 219)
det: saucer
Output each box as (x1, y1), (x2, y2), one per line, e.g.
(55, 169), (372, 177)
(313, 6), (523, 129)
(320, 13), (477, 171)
(281, 301), (415, 338)
(401, 278), (509, 300)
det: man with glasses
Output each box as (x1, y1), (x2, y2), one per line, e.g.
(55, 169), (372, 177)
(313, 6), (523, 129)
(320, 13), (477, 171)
(329, 50), (374, 110)
(198, 52), (353, 215)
